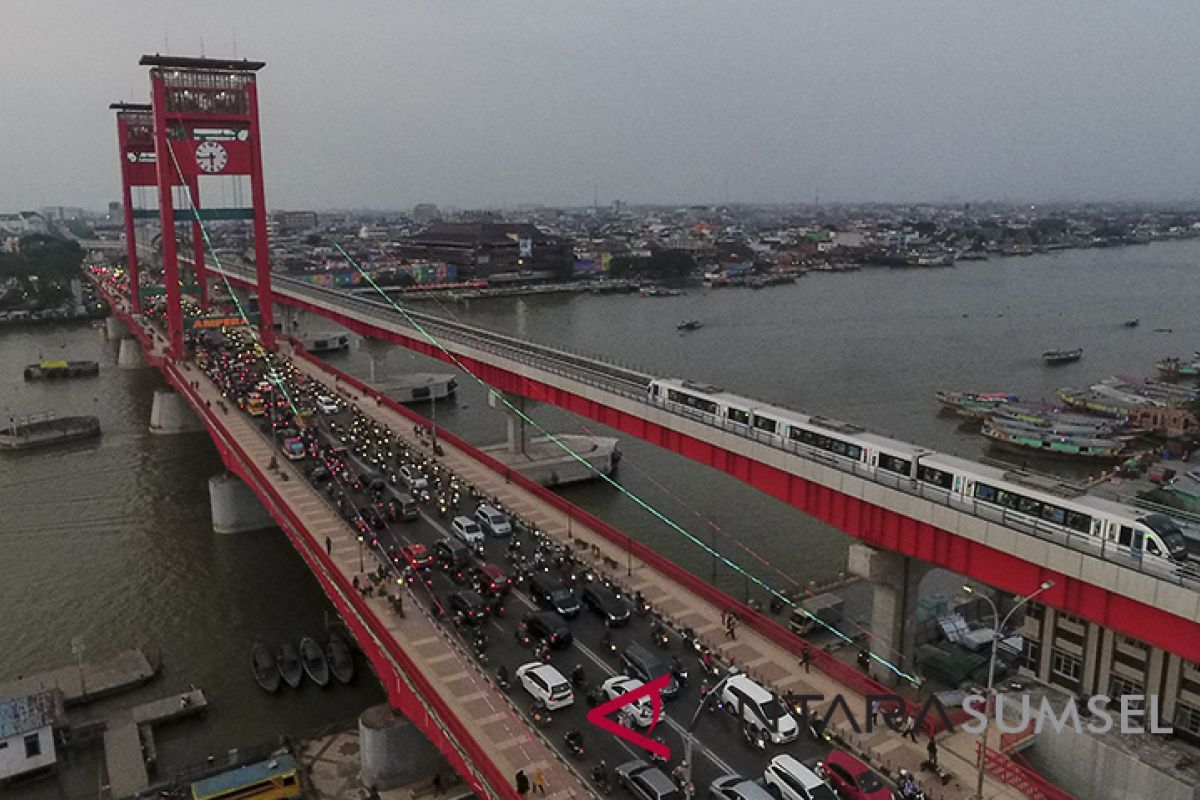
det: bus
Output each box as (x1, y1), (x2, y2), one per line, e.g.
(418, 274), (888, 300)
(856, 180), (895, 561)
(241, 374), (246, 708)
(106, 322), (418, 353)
(190, 754), (302, 800)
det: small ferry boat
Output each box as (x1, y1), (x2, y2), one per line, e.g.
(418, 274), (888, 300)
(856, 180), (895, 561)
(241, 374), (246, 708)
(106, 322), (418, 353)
(935, 391), (1020, 420)
(23, 359), (100, 380)
(1042, 348), (1083, 365)
(1156, 355), (1200, 380)
(0, 415), (100, 450)
(1124, 318), (1140, 328)
(639, 285), (683, 297)
(982, 419), (1126, 460)
(677, 320), (703, 331)
(251, 643), (281, 693)
(277, 642), (303, 689)
(326, 632), (354, 685)
(299, 636), (330, 687)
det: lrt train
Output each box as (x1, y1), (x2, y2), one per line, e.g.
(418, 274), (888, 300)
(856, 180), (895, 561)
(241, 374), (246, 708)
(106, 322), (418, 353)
(647, 379), (1189, 566)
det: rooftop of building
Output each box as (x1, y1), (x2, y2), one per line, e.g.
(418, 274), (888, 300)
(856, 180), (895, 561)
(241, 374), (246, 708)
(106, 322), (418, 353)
(0, 691), (65, 739)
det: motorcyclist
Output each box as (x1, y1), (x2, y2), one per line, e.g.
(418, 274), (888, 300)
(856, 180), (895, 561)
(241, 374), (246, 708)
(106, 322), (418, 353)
(571, 663), (586, 687)
(495, 664), (509, 687)
(898, 770), (919, 799)
(564, 729), (583, 753)
(591, 760), (609, 786)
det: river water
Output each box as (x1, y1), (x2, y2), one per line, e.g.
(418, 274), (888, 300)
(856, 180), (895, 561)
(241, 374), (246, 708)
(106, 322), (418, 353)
(3, 240), (1197, 795)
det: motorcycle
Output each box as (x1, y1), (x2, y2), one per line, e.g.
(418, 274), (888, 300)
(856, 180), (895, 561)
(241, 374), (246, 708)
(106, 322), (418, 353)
(564, 730), (585, 759)
(530, 701), (553, 727)
(651, 623), (670, 648)
(670, 658), (689, 687)
(590, 762), (612, 795)
(495, 666), (510, 690)
(571, 665), (587, 689)
(599, 632), (618, 655)
(743, 723), (768, 751)
(634, 592), (652, 616)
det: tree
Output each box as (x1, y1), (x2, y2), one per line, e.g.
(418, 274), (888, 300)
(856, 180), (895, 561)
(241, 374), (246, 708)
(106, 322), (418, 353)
(607, 249), (696, 279)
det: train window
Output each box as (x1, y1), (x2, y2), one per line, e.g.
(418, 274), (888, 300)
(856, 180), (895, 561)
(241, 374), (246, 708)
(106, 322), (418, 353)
(917, 465), (953, 490)
(752, 415), (778, 433)
(1041, 505), (1066, 525)
(1017, 497), (1042, 516)
(667, 389), (718, 415)
(1065, 511), (1091, 534)
(790, 427), (814, 444)
(1118, 526), (1134, 547)
(727, 407), (750, 425)
(649, 384), (659, 398)
(974, 483), (997, 503)
(878, 453), (912, 475)
(1147, 539), (1161, 556)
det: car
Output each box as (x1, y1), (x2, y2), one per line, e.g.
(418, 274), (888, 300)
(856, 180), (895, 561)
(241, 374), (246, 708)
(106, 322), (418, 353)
(475, 503), (512, 536)
(399, 543), (433, 571)
(721, 674), (799, 744)
(599, 676), (654, 727)
(763, 755), (838, 800)
(581, 583), (631, 626)
(398, 464), (428, 491)
(614, 760), (678, 800)
(526, 572), (581, 618)
(451, 515), (485, 546)
(358, 506), (386, 530)
(619, 643), (680, 699)
(281, 435), (306, 461)
(517, 611), (573, 648)
(448, 590), (489, 623)
(515, 662), (574, 710)
(308, 465), (332, 487)
(472, 564), (512, 596)
(709, 775), (775, 800)
(818, 751), (890, 800)
(316, 395), (340, 415)
(434, 537), (470, 571)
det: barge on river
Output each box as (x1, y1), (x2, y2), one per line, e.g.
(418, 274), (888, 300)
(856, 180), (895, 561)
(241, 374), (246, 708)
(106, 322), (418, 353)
(0, 415), (101, 450)
(23, 359), (99, 380)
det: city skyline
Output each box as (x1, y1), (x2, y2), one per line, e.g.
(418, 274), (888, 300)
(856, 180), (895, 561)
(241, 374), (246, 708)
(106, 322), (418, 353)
(5, 2), (1200, 211)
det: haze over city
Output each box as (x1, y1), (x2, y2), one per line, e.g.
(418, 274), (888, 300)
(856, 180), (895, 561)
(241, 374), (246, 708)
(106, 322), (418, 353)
(5, 1), (1200, 211)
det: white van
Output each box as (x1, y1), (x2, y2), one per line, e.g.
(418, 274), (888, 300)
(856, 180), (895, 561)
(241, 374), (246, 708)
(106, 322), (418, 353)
(721, 674), (798, 744)
(475, 504), (512, 537)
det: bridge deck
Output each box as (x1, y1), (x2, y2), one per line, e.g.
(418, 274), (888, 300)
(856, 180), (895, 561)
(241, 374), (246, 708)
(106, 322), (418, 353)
(283, 345), (1028, 800)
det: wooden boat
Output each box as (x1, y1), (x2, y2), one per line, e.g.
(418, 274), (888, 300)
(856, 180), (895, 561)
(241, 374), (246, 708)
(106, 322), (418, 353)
(277, 642), (303, 689)
(1042, 348), (1083, 365)
(23, 360), (100, 380)
(1156, 356), (1200, 380)
(982, 419), (1125, 460)
(1124, 319), (1140, 328)
(251, 643), (281, 693)
(677, 320), (702, 331)
(300, 636), (330, 687)
(934, 391), (1020, 420)
(326, 632), (355, 685)
(0, 415), (101, 450)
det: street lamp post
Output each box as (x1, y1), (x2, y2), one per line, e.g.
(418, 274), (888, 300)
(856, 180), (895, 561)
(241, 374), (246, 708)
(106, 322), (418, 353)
(963, 580), (1053, 800)
(358, 533), (365, 574)
(684, 668), (739, 794)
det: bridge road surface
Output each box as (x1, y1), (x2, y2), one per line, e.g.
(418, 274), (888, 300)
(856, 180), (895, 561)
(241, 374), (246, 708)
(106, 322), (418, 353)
(282, 344), (1033, 800)
(103, 290), (593, 800)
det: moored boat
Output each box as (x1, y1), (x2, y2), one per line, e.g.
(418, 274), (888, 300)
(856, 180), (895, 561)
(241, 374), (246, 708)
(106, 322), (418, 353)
(326, 632), (354, 685)
(982, 419), (1126, 460)
(1124, 319), (1140, 328)
(23, 359), (100, 380)
(251, 643), (281, 693)
(0, 415), (101, 450)
(677, 320), (702, 331)
(277, 642), (303, 689)
(1042, 348), (1083, 365)
(935, 391), (1020, 420)
(300, 636), (330, 687)
(1156, 356), (1200, 381)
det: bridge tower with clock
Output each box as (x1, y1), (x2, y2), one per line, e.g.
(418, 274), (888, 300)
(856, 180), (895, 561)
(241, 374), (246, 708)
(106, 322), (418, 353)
(142, 54), (275, 358)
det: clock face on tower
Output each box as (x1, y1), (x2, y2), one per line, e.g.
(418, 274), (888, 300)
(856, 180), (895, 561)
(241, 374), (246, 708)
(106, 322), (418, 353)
(194, 141), (228, 174)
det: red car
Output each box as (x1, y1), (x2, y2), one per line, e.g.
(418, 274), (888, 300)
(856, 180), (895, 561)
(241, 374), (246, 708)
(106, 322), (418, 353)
(819, 750), (890, 800)
(473, 564), (511, 596)
(399, 543), (433, 571)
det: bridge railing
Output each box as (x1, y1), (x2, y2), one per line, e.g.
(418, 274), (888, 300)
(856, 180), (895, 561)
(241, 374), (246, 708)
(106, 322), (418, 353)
(980, 743), (1077, 800)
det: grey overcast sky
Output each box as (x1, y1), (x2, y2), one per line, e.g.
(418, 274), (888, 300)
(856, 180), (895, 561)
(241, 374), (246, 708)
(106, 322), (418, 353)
(4, 1), (1200, 211)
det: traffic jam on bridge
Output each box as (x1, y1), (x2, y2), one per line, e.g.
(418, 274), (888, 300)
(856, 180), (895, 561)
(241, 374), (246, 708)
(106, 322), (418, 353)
(91, 264), (925, 800)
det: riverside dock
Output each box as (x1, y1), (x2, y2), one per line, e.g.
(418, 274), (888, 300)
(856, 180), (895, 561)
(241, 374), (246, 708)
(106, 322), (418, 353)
(0, 648), (157, 706)
(98, 688), (208, 799)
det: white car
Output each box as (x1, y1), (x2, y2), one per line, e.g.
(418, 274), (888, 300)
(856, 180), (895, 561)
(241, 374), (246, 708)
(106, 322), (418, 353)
(315, 395), (340, 415)
(399, 464), (429, 491)
(515, 662), (574, 710)
(600, 676), (655, 727)
(763, 755), (837, 800)
(451, 515), (485, 546)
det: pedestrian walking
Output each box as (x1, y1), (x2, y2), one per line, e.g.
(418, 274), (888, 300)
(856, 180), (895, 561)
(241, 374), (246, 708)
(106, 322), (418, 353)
(856, 648), (871, 676)
(533, 767), (546, 796)
(432, 773), (443, 796)
(325, 536), (332, 555)
(515, 769), (530, 796)
(798, 645), (810, 673)
(902, 714), (919, 742)
(926, 735), (938, 768)
(869, 700), (879, 729)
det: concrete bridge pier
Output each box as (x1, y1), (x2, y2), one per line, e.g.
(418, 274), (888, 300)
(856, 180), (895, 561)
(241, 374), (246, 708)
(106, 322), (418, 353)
(499, 391), (530, 456)
(149, 389), (202, 434)
(358, 337), (391, 382)
(117, 338), (146, 368)
(359, 705), (444, 790)
(847, 543), (932, 685)
(208, 474), (274, 533)
(105, 315), (129, 340)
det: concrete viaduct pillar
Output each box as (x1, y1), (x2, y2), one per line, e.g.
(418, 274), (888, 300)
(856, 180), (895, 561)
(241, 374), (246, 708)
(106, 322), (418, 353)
(847, 543), (933, 685)
(358, 337), (391, 383)
(149, 390), (202, 434)
(359, 704), (444, 790)
(208, 473), (274, 533)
